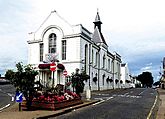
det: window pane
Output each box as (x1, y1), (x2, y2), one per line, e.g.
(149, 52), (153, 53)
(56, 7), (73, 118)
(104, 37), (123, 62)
(49, 33), (56, 53)
(62, 40), (66, 60)
(40, 43), (44, 61)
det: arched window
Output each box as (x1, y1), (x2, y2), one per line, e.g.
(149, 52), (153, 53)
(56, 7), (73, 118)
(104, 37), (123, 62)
(48, 33), (56, 53)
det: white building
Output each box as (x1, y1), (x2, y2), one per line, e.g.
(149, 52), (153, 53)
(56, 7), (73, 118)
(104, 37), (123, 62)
(121, 63), (131, 88)
(27, 10), (122, 91)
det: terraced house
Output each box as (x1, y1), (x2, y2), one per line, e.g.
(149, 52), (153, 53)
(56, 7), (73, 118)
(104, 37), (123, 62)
(27, 10), (122, 91)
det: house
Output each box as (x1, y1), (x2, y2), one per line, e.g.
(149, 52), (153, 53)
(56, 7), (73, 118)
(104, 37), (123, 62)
(27, 10), (122, 91)
(160, 57), (165, 89)
(120, 63), (131, 88)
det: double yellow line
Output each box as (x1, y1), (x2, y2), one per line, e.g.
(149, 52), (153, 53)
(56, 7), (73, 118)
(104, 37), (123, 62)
(147, 95), (158, 119)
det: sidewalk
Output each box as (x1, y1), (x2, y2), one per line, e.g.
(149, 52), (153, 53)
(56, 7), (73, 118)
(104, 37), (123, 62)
(0, 99), (99, 119)
(156, 88), (165, 119)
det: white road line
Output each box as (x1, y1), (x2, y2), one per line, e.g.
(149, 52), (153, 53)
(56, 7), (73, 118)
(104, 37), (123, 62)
(94, 98), (103, 100)
(106, 97), (113, 101)
(147, 95), (158, 119)
(0, 104), (10, 112)
(11, 97), (14, 101)
(124, 93), (129, 95)
(138, 90), (146, 95)
(93, 97), (113, 106)
(7, 93), (12, 97)
(93, 100), (105, 106)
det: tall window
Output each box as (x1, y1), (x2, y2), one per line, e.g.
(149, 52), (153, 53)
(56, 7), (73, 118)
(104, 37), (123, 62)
(40, 43), (44, 61)
(95, 52), (98, 66)
(85, 44), (88, 73)
(108, 59), (110, 71)
(92, 50), (94, 65)
(103, 55), (106, 68)
(49, 33), (56, 53)
(62, 40), (66, 60)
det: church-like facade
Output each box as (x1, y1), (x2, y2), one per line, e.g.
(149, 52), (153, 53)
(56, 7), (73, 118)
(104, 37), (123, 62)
(27, 10), (122, 91)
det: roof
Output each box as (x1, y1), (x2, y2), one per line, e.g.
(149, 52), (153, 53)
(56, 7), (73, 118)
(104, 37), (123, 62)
(92, 26), (108, 46)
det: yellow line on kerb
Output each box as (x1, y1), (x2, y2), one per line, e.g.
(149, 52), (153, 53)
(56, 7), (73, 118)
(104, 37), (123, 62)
(147, 95), (158, 119)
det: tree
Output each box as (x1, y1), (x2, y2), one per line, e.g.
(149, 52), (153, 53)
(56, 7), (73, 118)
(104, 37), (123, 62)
(153, 81), (160, 86)
(5, 62), (38, 109)
(137, 72), (153, 87)
(71, 68), (90, 96)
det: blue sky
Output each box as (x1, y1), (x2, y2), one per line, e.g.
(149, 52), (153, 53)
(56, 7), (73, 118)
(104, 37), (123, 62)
(0, 0), (165, 82)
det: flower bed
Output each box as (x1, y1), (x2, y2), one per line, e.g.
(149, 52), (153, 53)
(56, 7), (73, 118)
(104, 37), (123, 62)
(21, 91), (83, 110)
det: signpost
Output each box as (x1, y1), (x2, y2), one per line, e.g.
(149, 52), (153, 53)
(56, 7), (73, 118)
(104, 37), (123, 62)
(15, 92), (23, 111)
(50, 62), (56, 88)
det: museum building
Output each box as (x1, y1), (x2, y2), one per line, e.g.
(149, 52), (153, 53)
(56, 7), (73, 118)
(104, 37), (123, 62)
(27, 10), (122, 91)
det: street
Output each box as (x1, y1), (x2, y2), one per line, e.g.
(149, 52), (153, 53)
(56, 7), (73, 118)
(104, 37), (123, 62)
(0, 84), (15, 111)
(50, 88), (158, 119)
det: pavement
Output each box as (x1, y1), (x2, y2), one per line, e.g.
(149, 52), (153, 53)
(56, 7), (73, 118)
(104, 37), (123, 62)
(0, 99), (99, 119)
(156, 88), (165, 119)
(0, 88), (164, 119)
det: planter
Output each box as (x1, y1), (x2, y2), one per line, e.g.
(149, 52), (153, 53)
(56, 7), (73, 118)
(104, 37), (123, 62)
(21, 98), (83, 110)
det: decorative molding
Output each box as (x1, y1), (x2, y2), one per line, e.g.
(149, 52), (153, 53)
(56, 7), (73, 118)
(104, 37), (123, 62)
(27, 39), (42, 44)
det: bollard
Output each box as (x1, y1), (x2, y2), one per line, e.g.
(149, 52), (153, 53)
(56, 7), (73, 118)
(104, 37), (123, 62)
(86, 89), (91, 100)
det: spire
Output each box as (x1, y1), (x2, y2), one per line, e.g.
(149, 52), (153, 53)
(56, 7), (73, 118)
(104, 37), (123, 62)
(95, 9), (101, 22)
(93, 9), (102, 32)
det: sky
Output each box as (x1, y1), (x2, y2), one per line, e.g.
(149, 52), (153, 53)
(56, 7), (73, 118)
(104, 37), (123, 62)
(0, 0), (165, 81)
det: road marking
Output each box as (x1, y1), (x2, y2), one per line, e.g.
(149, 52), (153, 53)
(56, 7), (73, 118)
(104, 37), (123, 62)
(138, 90), (146, 95)
(113, 94), (141, 99)
(93, 97), (113, 106)
(94, 98), (103, 100)
(7, 93), (12, 96)
(106, 97), (113, 101)
(147, 95), (158, 119)
(95, 93), (109, 96)
(93, 99), (105, 106)
(0, 104), (10, 112)
(124, 93), (129, 95)
(11, 97), (14, 101)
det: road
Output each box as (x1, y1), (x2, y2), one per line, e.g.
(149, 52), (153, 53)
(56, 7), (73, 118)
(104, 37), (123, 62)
(50, 88), (158, 119)
(0, 84), (15, 111)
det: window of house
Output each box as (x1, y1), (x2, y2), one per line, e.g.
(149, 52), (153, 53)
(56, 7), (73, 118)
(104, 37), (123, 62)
(62, 40), (66, 60)
(40, 43), (44, 61)
(85, 44), (88, 72)
(92, 49), (94, 65)
(96, 52), (98, 66)
(108, 59), (110, 71)
(48, 33), (56, 53)
(103, 55), (106, 68)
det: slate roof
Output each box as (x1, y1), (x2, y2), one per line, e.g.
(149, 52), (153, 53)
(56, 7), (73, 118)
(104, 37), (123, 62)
(92, 26), (108, 46)
(92, 11), (108, 46)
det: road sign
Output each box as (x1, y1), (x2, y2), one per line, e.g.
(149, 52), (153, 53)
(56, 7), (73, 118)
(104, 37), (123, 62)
(16, 92), (23, 103)
(63, 70), (68, 76)
(50, 62), (56, 71)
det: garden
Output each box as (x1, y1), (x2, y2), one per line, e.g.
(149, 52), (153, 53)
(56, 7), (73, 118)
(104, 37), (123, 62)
(5, 63), (89, 110)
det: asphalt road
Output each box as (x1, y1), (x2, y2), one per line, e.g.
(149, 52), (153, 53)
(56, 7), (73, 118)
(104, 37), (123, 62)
(50, 88), (158, 119)
(0, 84), (15, 111)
